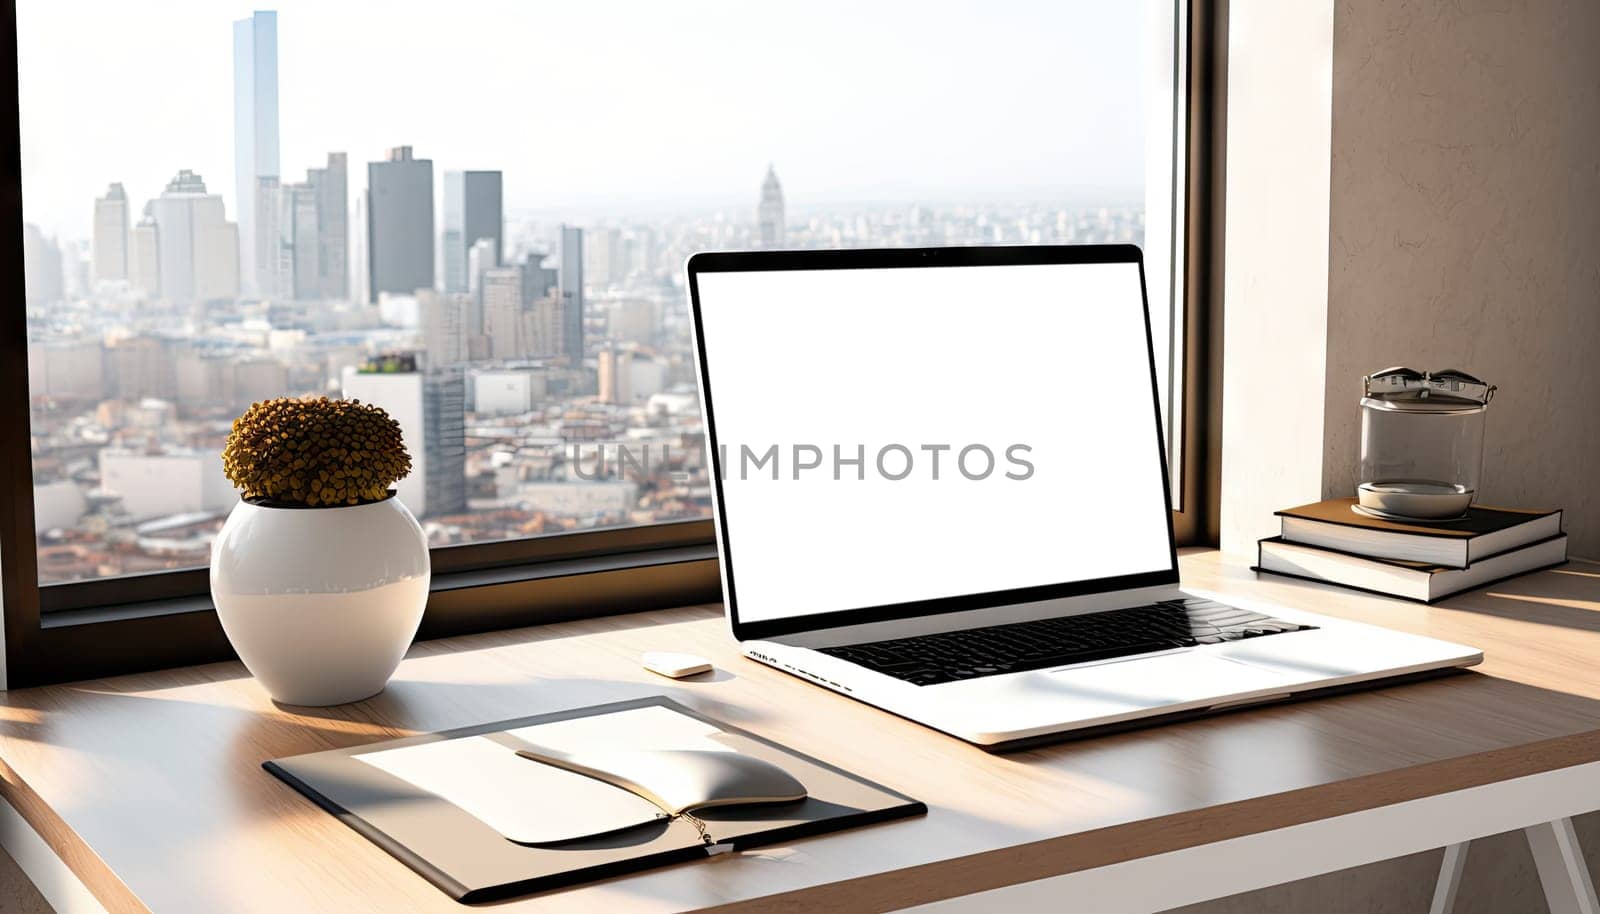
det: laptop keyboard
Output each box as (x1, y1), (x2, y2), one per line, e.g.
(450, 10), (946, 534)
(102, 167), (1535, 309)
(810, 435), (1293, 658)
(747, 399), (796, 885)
(817, 598), (1315, 686)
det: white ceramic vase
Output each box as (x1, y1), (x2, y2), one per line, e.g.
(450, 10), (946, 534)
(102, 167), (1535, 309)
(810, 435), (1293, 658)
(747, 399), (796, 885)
(209, 495), (430, 706)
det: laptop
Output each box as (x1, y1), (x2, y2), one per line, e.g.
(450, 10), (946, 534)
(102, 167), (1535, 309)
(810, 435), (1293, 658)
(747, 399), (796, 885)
(686, 244), (1482, 751)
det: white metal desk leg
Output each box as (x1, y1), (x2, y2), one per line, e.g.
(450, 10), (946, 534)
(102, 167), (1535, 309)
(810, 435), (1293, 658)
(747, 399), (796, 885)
(1525, 819), (1600, 914)
(1429, 842), (1469, 914)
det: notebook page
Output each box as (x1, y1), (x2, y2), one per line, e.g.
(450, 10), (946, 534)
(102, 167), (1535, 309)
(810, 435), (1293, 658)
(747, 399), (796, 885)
(356, 735), (662, 845)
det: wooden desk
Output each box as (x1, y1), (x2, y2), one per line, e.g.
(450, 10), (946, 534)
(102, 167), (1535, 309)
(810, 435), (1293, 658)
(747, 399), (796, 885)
(3, 550), (1599, 914)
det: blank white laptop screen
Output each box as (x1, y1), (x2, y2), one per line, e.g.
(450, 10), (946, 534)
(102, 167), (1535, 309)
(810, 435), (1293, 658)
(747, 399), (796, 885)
(694, 259), (1174, 626)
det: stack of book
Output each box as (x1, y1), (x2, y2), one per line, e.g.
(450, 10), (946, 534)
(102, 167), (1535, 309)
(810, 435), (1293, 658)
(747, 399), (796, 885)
(1256, 497), (1567, 602)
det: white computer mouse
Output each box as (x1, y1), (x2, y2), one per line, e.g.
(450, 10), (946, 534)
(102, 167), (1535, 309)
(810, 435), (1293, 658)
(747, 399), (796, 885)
(642, 651), (713, 679)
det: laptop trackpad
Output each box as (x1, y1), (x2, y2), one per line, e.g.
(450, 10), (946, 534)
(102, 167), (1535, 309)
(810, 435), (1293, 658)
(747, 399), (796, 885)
(1036, 652), (1294, 714)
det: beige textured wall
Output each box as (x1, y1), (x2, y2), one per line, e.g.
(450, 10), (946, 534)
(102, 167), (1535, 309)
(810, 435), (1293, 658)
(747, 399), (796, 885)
(1320, 0), (1600, 558)
(1182, 0), (1600, 909)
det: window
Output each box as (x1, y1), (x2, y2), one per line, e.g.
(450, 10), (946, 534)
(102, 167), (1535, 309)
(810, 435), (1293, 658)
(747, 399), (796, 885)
(5, 1), (1214, 682)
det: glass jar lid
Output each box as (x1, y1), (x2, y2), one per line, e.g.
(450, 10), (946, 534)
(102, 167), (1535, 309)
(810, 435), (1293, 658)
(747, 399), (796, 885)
(1362, 367), (1495, 412)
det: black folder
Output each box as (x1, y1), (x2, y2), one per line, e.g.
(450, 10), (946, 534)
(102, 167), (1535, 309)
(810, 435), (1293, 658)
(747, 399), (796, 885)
(264, 696), (926, 902)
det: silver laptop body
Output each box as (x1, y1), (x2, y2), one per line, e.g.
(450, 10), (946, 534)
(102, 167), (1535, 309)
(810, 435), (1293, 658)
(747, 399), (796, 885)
(686, 244), (1481, 751)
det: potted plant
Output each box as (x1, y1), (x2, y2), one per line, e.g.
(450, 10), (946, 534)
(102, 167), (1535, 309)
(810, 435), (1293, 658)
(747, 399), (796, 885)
(211, 396), (429, 706)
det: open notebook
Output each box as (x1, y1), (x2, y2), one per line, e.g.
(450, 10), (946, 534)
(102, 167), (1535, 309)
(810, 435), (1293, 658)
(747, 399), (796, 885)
(265, 697), (924, 902)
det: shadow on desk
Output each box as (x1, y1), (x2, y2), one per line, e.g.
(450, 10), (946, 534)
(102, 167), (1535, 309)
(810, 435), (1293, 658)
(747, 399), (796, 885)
(1448, 565), (1600, 633)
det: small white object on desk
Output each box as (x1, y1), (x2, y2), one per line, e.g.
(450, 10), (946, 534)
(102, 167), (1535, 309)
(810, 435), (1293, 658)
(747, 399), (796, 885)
(642, 651), (714, 679)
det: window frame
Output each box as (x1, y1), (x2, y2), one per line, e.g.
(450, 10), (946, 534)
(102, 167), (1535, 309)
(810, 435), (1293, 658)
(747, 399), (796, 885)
(0, 0), (1224, 688)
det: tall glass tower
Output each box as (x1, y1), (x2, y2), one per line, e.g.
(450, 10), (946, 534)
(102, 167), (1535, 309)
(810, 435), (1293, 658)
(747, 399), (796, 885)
(234, 10), (280, 298)
(758, 164), (785, 248)
(559, 225), (584, 362)
(442, 171), (503, 293)
(367, 146), (435, 300)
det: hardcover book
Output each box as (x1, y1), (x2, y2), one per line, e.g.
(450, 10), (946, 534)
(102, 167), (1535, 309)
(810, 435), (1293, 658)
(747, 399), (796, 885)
(1275, 498), (1562, 568)
(1257, 534), (1569, 603)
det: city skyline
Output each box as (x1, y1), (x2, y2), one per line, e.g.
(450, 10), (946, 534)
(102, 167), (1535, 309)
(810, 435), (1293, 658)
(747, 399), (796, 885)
(17, 0), (1147, 239)
(19, 2), (1152, 587)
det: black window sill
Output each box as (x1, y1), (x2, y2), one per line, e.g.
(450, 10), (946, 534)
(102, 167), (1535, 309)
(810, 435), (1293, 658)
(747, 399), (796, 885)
(21, 544), (721, 688)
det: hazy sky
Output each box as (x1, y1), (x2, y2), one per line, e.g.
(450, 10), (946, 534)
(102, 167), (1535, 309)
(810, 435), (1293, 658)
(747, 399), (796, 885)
(18, 1), (1150, 239)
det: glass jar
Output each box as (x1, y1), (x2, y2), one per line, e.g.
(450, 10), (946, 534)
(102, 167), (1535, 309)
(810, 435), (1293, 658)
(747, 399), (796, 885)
(1357, 368), (1495, 520)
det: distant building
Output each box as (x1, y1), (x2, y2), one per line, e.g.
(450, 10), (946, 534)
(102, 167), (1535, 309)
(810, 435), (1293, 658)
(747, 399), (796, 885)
(258, 177), (320, 300)
(470, 368), (544, 415)
(367, 146), (434, 301)
(129, 217), (161, 298)
(521, 253), (558, 303)
(146, 170), (239, 306)
(351, 190), (370, 306)
(466, 236), (498, 299)
(33, 480), (87, 533)
(608, 298), (658, 345)
(253, 176), (285, 296)
(481, 267), (525, 361)
(22, 223), (64, 306)
(93, 183), (130, 283)
(598, 348), (665, 405)
(465, 237), (498, 355)
(174, 350), (234, 411)
(284, 181), (320, 300)
(518, 480), (637, 517)
(342, 357), (465, 517)
(98, 448), (235, 521)
(197, 218), (240, 303)
(584, 226), (621, 288)
(559, 225), (584, 362)
(525, 290), (564, 360)
(106, 335), (178, 401)
(233, 357), (289, 407)
(233, 10), (280, 297)
(597, 347), (619, 405)
(28, 339), (104, 401)
(442, 170), (502, 293)
(249, 151), (347, 302)
(418, 288), (470, 368)
(62, 239), (91, 299)
(758, 164), (785, 248)
(306, 152), (348, 300)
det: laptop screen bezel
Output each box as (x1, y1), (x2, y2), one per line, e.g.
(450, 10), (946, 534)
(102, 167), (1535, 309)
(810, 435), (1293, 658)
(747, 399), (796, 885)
(686, 244), (1181, 643)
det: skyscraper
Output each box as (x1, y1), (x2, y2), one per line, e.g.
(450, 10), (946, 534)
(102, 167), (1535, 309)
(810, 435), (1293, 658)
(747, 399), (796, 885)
(442, 170), (502, 293)
(253, 176), (286, 297)
(527, 290), (563, 360)
(233, 10), (280, 298)
(146, 170), (239, 306)
(129, 218), (160, 298)
(418, 289), (469, 368)
(559, 225), (584, 362)
(197, 219), (240, 304)
(22, 223), (64, 306)
(481, 267), (524, 361)
(306, 152), (348, 301)
(465, 237), (497, 358)
(93, 183), (129, 284)
(466, 236), (497, 300)
(584, 226), (623, 288)
(351, 190), (369, 306)
(281, 181), (320, 300)
(367, 146), (434, 301)
(758, 164), (785, 248)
